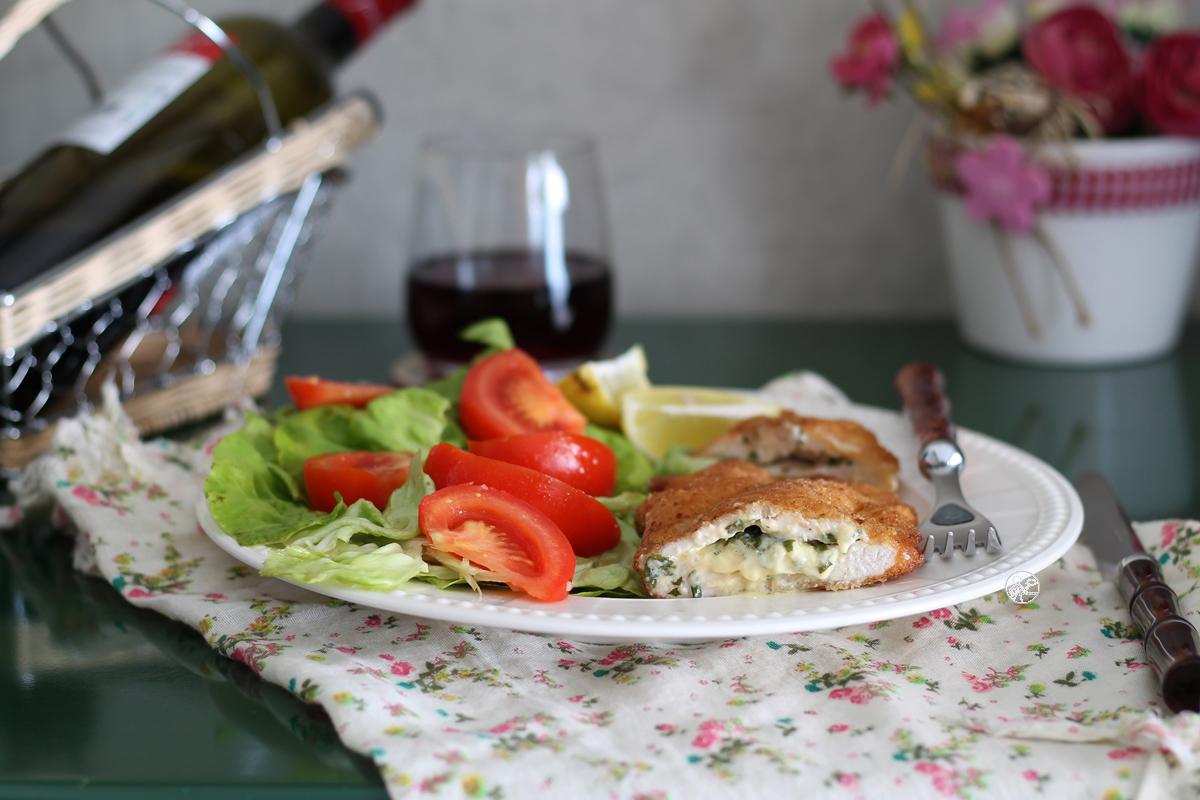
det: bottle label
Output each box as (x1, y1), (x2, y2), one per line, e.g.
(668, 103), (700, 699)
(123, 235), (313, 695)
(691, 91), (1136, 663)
(53, 33), (224, 155)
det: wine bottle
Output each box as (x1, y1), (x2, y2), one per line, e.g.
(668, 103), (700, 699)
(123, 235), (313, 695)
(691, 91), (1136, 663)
(0, 0), (420, 293)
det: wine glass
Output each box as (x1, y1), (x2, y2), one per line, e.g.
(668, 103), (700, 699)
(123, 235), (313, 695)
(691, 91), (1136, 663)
(403, 129), (613, 378)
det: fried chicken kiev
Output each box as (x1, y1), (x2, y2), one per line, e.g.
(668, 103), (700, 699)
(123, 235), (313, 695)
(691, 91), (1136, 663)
(693, 410), (900, 491)
(634, 461), (923, 598)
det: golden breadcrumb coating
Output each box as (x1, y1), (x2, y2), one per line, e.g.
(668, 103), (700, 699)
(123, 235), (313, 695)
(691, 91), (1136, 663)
(634, 464), (922, 598)
(694, 410), (900, 491)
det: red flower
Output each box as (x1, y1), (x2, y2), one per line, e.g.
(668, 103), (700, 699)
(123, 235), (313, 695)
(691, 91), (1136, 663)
(1023, 7), (1137, 135)
(1140, 33), (1200, 136)
(830, 13), (901, 106)
(912, 616), (934, 628)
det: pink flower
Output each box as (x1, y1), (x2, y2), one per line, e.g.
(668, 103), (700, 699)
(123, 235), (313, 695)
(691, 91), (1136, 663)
(838, 773), (860, 790)
(947, 637), (960, 645)
(205, 593), (226, 599)
(936, 0), (1019, 60)
(913, 616), (934, 629)
(1162, 522), (1181, 548)
(389, 661), (414, 676)
(829, 724), (850, 732)
(1024, 769), (1039, 780)
(1023, 6), (1137, 134)
(1073, 596), (1088, 608)
(956, 137), (1051, 233)
(931, 608), (953, 619)
(830, 13), (901, 105)
(71, 486), (104, 507)
(692, 731), (719, 749)
(365, 616), (382, 627)
(127, 588), (152, 598)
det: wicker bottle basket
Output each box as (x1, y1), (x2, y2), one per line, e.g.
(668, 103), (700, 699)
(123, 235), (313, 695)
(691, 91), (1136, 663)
(0, 0), (381, 468)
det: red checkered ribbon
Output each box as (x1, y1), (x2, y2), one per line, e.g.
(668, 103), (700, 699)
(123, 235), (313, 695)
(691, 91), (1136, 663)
(926, 137), (1200, 212)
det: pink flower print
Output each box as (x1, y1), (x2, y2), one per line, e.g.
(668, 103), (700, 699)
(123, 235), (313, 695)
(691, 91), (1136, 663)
(365, 615), (382, 627)
(829, 686), (874, 704)
(1023, 769), (1039, 781)
(598, 648), (628, 666)
(956, 136), (1051, 233)
(556, 641), (576, 650)
(692, 719), (725, 749)
(947, 637), (960, 645)
(1162, 522), (1181, 548)
(930, 608), (953, 619)
(829, 13), (901, 105)
(205, 593), (226, 599)
(389, 661), (414, 677)
(71, 486), (105, 507)
(1108, 747), (1144, 759)
(829, 724), (850, 733)
(336, 646), (357, 655)
(915, 762), (959, 796)
(913, 616), (934, 629)
(568, 695), (583, 703)
(838, 773), (860, 791)
(127, 588), (152, 598)
(489, 720), (516, 734)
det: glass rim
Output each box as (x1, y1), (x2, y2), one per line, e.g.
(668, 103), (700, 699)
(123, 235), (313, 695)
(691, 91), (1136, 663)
(417, 127), (598, 159)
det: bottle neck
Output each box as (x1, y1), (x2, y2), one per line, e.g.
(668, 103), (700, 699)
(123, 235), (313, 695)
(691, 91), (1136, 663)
(295, 0), (419, 67)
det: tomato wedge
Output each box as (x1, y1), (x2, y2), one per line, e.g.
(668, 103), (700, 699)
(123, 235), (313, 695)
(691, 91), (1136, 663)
(458, 349), (587, 440)
(302, 451), (413, 513)
(468, 431), (617, 497)
(419, 484), (575, 602)
(423, 442), (620, 557)
(285, 375), (395, 410)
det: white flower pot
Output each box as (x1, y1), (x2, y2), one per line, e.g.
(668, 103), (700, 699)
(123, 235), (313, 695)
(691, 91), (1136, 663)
(934, 136), (1200, 366)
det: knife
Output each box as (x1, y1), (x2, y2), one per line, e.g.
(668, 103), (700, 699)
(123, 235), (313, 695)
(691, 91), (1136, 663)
(1073, 471), (1200, 714)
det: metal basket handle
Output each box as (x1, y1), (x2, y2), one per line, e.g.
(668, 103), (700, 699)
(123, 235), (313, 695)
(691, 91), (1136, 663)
(0, 0), (282, 146)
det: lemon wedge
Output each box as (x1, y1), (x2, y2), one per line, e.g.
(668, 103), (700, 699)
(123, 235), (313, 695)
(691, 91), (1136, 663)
(620, 386), (782, 459)
(558, 344), (651, 428)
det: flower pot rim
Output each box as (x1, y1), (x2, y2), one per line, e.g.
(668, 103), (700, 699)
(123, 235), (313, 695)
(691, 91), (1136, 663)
(1040, 135), (1200, 160)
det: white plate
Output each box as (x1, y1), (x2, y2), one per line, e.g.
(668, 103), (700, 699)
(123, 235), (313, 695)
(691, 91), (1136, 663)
(197, 401), (1083, 643)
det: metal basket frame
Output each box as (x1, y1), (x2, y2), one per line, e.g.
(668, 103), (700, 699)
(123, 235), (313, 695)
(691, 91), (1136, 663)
(0, 0), (382, 467)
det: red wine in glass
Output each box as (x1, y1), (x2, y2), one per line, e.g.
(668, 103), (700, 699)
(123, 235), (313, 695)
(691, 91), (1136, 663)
(406, 247), (612, 365)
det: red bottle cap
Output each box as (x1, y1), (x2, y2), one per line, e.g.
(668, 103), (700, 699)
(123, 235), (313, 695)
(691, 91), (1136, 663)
(325, 0), (420, 44)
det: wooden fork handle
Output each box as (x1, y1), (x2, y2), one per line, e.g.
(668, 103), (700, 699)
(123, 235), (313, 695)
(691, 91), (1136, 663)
(895, 362), (956, 448)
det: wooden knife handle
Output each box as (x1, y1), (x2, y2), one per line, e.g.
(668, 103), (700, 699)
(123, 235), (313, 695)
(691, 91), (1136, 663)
(895, 362), (956, 447)
(1122, 556), (1200, 713)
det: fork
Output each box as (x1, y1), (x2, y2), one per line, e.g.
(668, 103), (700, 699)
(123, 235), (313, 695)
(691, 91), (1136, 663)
(895, 362), (1001, 557)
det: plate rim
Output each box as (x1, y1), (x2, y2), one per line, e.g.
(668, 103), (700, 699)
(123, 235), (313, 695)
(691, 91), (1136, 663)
(196, 404), (1084, 643)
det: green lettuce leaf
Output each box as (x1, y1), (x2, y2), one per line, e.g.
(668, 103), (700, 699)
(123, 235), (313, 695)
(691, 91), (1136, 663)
(586, 423), (653, 495)
(204, 413), (322, 545)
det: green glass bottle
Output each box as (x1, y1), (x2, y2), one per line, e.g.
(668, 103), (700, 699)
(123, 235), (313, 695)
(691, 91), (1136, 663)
(0, 0), (419, 293)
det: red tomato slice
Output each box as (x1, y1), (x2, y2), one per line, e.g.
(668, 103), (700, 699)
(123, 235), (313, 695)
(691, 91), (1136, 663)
(423, 442), (620, 557)
(458, 349), (587, 440)
(285, 375), (395, 411)
(419, 484), (575, 602)
(468, 431), (617, 497)
(303, 451), (413, 513)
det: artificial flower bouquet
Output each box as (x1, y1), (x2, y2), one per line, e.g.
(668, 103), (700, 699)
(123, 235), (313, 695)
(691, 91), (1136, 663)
(832, 0), (1199, 142)
(831, 1), (1200, 359)
(831, 0), (1200, 230)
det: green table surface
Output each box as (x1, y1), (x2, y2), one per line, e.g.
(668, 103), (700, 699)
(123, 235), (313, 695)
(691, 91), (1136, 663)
(3, 317), (1199, 798)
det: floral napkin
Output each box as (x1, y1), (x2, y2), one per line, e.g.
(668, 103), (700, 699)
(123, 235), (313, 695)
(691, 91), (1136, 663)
(18, 383), (1200, 800)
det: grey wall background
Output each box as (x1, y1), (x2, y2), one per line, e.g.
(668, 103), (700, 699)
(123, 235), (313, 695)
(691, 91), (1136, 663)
(0, 0), (1195, 323)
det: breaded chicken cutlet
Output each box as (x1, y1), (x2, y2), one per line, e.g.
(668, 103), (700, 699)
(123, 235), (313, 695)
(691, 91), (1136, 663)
(693, 410), (900, 491)
(633, 461), (923, 598)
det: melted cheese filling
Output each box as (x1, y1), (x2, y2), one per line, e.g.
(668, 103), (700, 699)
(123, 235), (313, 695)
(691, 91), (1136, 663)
(644, 523), (865, 598)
